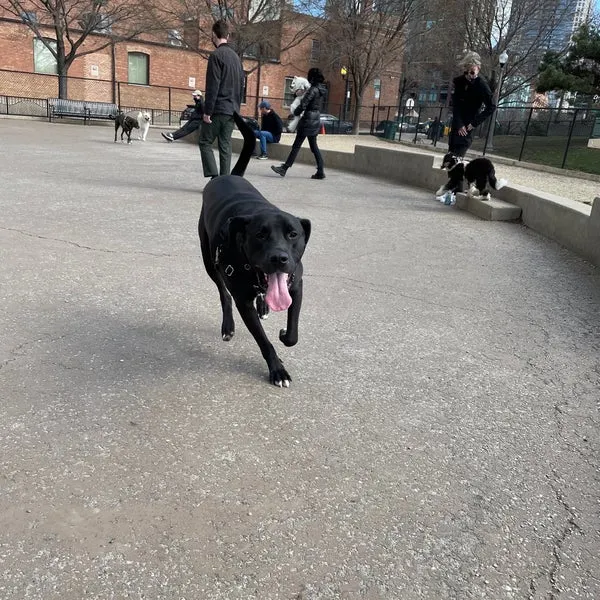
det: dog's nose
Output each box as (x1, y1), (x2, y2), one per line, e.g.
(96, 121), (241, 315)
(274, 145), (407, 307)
(270, 253), (289, 265)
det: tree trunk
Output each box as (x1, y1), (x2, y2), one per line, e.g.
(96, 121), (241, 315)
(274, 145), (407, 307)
(56, 39), (68, 99)
(58, 70), (68, 99)
(351, 91), (363, 135)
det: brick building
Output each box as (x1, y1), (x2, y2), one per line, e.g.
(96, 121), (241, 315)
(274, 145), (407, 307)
(0, 5), (402, 126)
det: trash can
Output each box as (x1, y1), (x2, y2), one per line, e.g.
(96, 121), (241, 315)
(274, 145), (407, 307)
(383, 120), (398, 140)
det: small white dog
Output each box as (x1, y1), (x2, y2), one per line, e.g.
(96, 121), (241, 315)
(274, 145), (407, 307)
(287, 76), (310, 133)
(136, 110), (151, 141)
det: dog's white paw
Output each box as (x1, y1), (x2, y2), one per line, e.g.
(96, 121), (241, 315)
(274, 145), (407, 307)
(435, 186), (446, 196)
(496, 178), (508, 190)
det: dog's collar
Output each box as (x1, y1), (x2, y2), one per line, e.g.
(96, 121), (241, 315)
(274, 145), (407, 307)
(447, 158), (467, 173)
(215, 245), (252, 275)
(214, 244), (296, 292)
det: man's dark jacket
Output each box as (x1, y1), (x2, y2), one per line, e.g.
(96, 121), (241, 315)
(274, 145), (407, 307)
(204, 43), (244, 117)
(188, 97), (205, 121)
(451, 74), (495, 130)
(261, 110), (284, 142)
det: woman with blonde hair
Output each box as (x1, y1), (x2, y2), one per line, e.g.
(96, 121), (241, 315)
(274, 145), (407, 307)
(448, 51), (495, 157)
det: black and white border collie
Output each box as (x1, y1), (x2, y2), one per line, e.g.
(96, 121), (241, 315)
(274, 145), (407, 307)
(436, 153), (507, 201)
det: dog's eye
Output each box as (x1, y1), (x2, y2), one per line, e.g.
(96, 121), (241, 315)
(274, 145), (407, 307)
(256, 230), (268, 240)
(287, 230), (298, 239)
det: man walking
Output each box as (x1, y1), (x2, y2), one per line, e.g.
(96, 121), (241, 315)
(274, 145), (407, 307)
(254, 101), (283, 159)
(199, 20), (244, 178)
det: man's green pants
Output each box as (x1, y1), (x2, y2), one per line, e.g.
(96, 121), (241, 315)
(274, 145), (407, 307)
(198, 114), (236, 177)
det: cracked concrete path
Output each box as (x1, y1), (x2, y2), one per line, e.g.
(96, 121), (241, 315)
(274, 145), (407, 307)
(1, 119), (599, 599)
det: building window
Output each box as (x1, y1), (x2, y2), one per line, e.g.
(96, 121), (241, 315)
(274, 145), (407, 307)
(283, 77), (294, 107)
(94, 13), (112, 33)
(21, 11), (37, 23)
(128, 52), (149, 85)
(33, 38), (57, 74)
(168, 29), (183, 46)
(211, 5), (234, 19)
(310, 39), (320, 63)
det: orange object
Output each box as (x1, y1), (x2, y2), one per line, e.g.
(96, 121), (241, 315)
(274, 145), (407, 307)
(320, 123), (325, 135)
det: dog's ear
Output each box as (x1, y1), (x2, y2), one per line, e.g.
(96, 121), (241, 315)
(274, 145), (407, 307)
(300, 218), (311, 244)
(226, 216), (250, 245)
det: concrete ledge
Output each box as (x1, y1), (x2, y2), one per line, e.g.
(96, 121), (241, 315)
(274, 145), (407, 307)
(500, 183), (597, 265)
(354, 145), (434, 187)
(454, 192), (522, 221)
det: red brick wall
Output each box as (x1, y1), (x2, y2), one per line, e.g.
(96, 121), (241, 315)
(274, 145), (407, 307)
(0, 16), (402, 122)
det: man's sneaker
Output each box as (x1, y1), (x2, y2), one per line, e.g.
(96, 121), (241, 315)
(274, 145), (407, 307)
(161, 132), (174, 142)
(311, 172), (326, 179)
(257, 154), (268, 160)
(271, 165), (287, 177)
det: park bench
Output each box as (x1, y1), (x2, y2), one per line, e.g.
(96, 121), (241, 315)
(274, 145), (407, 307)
(48, 98), (118, 124)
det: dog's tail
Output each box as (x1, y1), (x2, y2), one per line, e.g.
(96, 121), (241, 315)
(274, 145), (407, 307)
(231, 112), (256, 177)
(490, 174), (508, 190)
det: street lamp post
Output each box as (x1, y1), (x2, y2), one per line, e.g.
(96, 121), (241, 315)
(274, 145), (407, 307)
(341, 66), (350, 121)
(485, 50), (508, 152)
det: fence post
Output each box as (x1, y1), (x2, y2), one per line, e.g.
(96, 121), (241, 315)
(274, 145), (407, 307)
(483, 115), (491, 155)
(518, 107), (534, 162)
(168, 87), (172, 126)
(413, 106), (422, 144)
(370, 105), (376, 134)
(561, 108), (578, 169)
(433, 105), (443, 147)
(399, 104), (406, 141)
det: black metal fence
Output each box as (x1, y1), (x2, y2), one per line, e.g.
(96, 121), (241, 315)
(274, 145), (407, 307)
(370, 103), (600, 175)
(0, 68), (373, 132)
(3, 68), (600, 174)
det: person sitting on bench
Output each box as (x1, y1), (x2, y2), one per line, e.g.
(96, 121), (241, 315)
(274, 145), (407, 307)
(254, 100), (283, 159)
(162, 90), (204, 142)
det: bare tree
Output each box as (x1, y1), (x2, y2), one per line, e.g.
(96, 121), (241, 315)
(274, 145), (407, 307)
(321, 0), (423, 133)
(457, 0), (584, 102)
(152, 0), (322, 113)
(1, 0), (159, 98)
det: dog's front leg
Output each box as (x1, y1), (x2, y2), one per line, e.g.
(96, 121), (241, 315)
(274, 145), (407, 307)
(279, 279), (303, 347)
(235, 299), (291, 387)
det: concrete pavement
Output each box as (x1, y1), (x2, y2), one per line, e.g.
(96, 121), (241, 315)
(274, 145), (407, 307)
(1, 119), (599, 599)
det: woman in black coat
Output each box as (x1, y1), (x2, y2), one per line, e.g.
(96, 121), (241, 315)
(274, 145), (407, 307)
(271, 67), (326, 179)
(448, 51), (494, 157)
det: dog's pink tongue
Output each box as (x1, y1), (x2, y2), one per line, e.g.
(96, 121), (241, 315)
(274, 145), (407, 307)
(266, 273), (292, 311)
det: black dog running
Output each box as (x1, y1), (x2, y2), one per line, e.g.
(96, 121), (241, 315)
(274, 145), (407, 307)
(198, 112), (311, 387)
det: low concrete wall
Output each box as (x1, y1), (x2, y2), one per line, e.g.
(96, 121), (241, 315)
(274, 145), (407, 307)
(499, 184), (597, 266)
(353, 146), (434, 188)
(217, 134), (600, 267)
